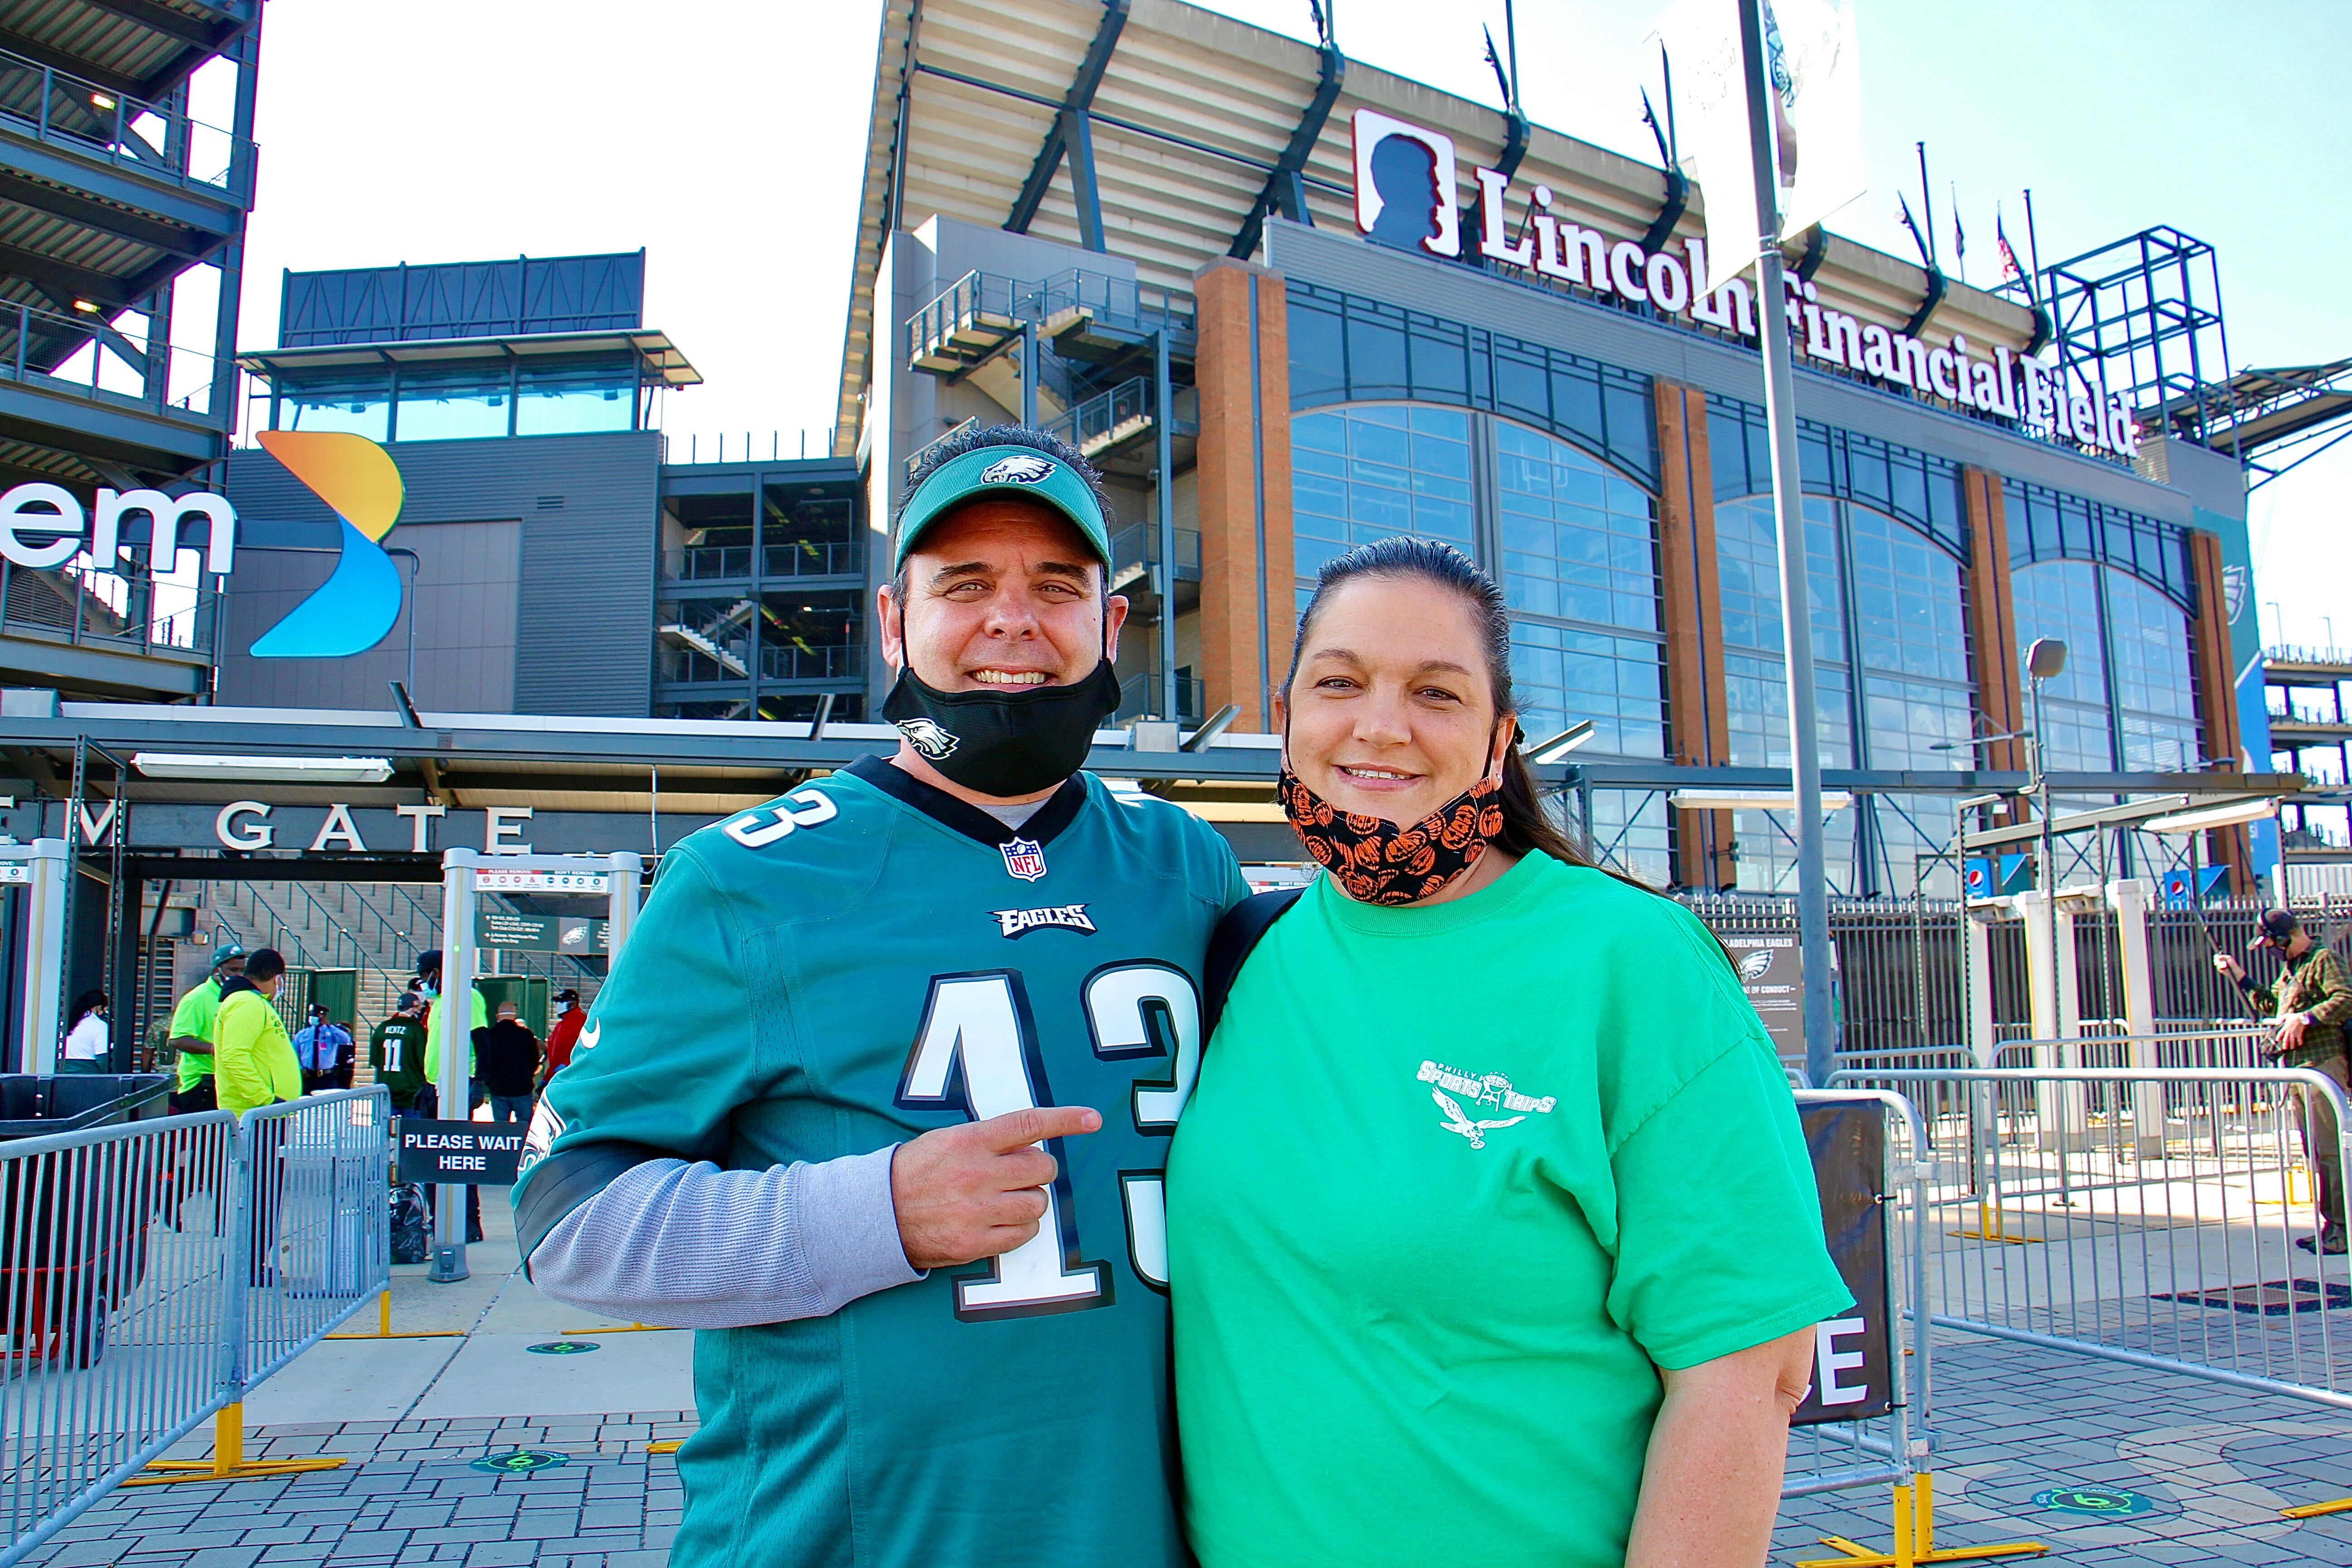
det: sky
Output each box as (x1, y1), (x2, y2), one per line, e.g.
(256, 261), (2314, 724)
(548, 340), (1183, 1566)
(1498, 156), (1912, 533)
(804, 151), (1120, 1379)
(202, 0), (2350, 646)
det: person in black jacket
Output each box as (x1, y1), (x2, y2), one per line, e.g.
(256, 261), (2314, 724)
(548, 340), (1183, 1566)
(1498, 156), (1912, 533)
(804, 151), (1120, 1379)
(478, 1001), (543, 1126)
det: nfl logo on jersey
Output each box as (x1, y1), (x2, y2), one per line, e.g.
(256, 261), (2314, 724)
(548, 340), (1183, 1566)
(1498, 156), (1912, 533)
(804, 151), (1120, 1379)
(1000, 836), (1048, 882)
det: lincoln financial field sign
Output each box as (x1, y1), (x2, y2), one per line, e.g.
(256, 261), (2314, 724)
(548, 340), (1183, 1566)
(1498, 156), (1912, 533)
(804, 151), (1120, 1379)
(1350, 109), (2140, 461)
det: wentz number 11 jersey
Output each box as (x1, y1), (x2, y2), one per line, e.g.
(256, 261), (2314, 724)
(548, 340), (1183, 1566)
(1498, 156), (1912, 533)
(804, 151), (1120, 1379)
(515, 756), (1247, 1568)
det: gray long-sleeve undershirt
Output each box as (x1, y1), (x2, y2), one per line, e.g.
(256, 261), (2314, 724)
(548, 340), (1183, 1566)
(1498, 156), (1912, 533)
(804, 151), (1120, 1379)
(529, 793), (1044, 1327)
(528, 1146), (924, 1328)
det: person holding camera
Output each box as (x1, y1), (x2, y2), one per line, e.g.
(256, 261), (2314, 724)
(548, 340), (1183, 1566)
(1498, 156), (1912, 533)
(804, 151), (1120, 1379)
(2216, 908), (2352, 1254)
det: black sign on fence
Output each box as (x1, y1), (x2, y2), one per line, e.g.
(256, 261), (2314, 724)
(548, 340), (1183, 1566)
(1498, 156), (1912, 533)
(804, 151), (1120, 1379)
(1727, 936), (1804, 1058)
(396, 1121), (526, 1185)
(1792, 1097), (1893, 1427)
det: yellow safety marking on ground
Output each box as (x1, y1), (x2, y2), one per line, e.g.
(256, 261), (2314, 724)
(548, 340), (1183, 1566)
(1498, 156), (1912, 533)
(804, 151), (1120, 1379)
(1794, 1474), (2047, 1568)
(1948, 1202), (2041, 1245)
(647, 1439), (682, 1455)
(127, 1404), (349, 1487)
(563, 1321), (683, 1335)
(2280, 1495), (2352, 1519)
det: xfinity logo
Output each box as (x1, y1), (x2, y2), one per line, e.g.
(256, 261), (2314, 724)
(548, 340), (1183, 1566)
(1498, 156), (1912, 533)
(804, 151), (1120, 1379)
(992, 904), (1095, 939)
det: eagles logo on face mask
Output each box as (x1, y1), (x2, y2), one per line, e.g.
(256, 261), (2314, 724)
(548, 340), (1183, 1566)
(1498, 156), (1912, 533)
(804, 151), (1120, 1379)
(894, 716), (960, 759)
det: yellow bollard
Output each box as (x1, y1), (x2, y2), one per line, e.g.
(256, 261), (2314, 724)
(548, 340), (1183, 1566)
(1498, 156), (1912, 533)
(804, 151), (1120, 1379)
(324, 1289), (466, 1341)
(127, 1402), (350, 1487)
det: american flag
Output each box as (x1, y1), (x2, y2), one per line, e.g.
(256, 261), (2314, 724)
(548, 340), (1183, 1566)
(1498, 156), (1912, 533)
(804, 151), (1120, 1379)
(1996, 211), (2038, 306)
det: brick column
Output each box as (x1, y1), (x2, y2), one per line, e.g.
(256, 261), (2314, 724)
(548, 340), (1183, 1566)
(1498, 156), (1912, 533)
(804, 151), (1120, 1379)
(1191, 258), (1293, 732)
(1962, 469), (2026, 806)
(2189, 529), (2252, 891)
(1654, 380), (1733, 889)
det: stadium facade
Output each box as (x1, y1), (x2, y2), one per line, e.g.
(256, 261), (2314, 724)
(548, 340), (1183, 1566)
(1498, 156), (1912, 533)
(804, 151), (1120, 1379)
(838, 0), (2283, 897)
(0, 0), (2329, 1069)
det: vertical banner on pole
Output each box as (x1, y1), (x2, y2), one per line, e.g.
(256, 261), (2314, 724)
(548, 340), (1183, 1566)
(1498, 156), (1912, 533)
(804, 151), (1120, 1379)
(432, 849), (480, 1281)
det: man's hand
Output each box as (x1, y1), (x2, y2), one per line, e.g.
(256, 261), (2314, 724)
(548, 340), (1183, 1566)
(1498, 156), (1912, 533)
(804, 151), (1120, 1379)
(2278, 1010), (2311, 1052)
(891, 1106), (1101, 1270)
(2214, 952), (2243, 982)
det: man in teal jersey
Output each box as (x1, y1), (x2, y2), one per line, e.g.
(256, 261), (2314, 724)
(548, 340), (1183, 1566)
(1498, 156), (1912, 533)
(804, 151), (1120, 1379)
(516, 425), (1247, 1568)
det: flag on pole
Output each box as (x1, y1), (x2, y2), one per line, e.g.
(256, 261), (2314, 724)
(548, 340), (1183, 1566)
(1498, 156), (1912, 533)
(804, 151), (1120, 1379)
(1654, 0), (1863, 298)
(1950, 183), (1966, 279)
(1996, 210), (2035, 304)
(1895, 191), (1929, 264)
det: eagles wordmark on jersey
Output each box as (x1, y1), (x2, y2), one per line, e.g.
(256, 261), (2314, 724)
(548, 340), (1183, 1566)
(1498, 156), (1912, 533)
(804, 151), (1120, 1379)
(514, 754), (1247, 1568)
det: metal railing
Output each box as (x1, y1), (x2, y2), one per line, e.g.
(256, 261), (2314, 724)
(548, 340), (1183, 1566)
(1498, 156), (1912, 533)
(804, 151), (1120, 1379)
(0, 298), (223, 421)
(1047, 377), (1198, 459)
(1830, 1058), (2352, 1411)
(0, 1092), (387, 1563)
(0, 557), (221, 665)
(759, 643), (859, 681)
(663, 543), (752, 581)
(0, 46), (250, 195)
(904, 269), (1196, 371)
(1106, 519), (1201, 580)
(1115, 671), (1204, 724)
(763, 539), (862, 579)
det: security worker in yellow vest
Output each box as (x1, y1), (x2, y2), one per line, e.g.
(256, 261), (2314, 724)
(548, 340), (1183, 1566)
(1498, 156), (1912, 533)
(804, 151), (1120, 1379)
(213, 948), (302, 1116)
(211, 947), (302, 1286)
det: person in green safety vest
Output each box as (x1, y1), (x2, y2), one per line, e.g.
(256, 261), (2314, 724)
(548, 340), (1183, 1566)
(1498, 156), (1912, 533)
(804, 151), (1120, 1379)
(166, 941), (245, 1113)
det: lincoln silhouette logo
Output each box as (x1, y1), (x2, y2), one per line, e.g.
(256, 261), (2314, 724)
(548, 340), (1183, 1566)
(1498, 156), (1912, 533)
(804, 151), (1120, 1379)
(980, 454), (1055, 485)
(894, 717), (960, 758)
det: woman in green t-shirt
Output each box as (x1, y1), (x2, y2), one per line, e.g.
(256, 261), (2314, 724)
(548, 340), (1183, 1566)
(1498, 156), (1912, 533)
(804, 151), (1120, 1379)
(1167, 538), (1852, 1568)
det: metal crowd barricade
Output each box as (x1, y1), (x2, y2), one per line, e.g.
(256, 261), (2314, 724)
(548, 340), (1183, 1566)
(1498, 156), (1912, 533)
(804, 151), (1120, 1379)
(1784, 1088), (1933, 1503)
(3, 1090), (391, 1563)
(1783, 1089), (2049, 1568)
(1830, 1059), (2352, 1411)
(0, 1109), (234, 1560)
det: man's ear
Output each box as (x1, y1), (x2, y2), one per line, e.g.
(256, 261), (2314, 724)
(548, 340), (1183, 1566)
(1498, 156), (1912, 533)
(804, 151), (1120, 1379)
(876, 580), (906, 671)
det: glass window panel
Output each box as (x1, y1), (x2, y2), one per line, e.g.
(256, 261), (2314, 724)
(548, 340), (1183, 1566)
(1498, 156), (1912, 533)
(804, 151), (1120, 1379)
(517, 363), (634, 435)
(1289, 405), (1475, 572)
(1493, 421), (1658, 634)
(393, 366), (508, 442)
(1345, 316), (1407, 396)
(282, 382), (389, 440)
(2106, 568), (2197, 729)
(1732, 805), (1860, 896)
(1846, 505), (1968, 681)
(1509, 618), (1665, 760)
(1724, 651), (1853, 770)
(662, 491), (755, 581)
(1584, 791), (1671, 889)
(1713, 496), (1844, 661)
(2011, 559), (2107, 710)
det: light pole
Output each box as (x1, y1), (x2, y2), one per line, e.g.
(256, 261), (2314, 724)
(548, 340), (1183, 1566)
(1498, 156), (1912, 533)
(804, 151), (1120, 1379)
(2024, 637), (2068, 1051)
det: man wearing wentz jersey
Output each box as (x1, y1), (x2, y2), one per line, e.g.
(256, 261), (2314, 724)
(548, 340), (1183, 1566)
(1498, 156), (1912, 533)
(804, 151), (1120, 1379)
(515, 425), (1247, 1568)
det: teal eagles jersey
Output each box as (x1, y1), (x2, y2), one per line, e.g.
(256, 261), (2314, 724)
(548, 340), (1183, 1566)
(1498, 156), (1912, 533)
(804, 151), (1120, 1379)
(514, 755), (1247, 1568)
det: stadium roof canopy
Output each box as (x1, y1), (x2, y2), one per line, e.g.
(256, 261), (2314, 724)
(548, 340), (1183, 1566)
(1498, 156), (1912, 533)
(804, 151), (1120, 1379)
(835, 0), (2039, 455)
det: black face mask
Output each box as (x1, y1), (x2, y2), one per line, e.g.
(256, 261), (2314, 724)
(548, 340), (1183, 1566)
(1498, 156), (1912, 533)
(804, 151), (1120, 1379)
(882, 657), (1122, 798)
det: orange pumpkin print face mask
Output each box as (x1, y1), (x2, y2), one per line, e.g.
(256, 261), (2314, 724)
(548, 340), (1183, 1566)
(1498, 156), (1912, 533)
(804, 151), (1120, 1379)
(1276, 763), (1506, 906)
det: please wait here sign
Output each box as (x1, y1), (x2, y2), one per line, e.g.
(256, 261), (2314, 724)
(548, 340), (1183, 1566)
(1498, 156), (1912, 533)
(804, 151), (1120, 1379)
(396, 1121), (526, 1185)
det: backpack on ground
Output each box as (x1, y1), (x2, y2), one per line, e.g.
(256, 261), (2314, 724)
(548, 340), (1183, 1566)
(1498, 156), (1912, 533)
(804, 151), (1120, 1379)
(389, 1182), (431, 1264)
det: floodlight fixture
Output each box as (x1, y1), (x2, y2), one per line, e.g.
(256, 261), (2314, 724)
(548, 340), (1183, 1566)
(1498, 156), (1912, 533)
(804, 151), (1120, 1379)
(1527, 720), (1596, 762)
(1667, 788), (1854, 812)
(132, 753), (395, 784)
(2142, 798), (2278, 836)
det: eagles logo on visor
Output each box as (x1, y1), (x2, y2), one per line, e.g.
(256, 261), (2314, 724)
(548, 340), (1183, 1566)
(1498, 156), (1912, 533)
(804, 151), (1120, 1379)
(980, 454), (1056, 485)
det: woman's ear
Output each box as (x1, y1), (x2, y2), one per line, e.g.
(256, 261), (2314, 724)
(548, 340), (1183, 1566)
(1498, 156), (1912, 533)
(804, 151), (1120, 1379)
(1490, 710), (1517, 779)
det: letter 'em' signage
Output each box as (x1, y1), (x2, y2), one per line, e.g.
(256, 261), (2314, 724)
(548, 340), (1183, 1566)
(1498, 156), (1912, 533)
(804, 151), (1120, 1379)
(0, 430), (411, 662)
(1348, 110), (2138, 462)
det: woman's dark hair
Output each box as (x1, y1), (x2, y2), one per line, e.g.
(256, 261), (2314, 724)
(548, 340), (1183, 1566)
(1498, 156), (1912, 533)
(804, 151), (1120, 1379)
(69, 989), (107, 1026)
(1283, 536), (1600, 875)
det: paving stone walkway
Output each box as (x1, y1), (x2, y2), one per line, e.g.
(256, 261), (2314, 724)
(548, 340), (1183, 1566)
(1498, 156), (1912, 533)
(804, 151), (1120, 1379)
(1775, 1330), (2352, 1566)
(25, 1414), (693, 1568)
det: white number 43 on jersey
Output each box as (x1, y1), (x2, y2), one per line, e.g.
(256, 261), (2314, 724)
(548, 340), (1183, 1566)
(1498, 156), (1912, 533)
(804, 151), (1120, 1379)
(897, 963), (1198, 1322)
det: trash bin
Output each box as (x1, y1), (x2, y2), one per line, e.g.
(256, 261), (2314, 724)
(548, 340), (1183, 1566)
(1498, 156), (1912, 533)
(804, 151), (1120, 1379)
(0, 1073), (173, 1367)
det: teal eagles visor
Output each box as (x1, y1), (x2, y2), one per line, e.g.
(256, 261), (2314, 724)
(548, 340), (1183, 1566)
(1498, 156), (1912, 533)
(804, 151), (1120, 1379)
(893, 445), (1112, 570)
